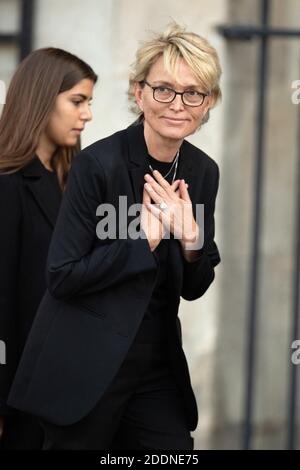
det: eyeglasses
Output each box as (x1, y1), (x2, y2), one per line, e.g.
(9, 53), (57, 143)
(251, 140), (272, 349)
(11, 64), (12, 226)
(142, 80), (209, 107)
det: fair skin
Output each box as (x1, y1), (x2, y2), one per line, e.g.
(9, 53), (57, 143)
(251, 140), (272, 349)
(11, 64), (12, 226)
(36, 78), (94, 170)
(0, 79), (94, 440)
(136, 56), (211, 261)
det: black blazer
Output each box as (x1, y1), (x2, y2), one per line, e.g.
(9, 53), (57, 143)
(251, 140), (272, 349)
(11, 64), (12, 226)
(8, 123), (220, 431)
(0, 158), (61, 413)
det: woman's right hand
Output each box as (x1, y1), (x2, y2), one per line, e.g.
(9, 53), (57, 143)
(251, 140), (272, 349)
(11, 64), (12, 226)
(141, 185), (164, 252)
(0, 416), (4, 440)
(141, 179), (185, 251)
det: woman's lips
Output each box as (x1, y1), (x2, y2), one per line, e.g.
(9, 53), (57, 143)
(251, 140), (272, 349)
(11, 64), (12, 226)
(162, 117), (187, 124)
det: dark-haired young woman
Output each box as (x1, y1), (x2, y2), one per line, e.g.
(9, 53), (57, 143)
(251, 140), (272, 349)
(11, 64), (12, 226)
(0, 47), (97, 449)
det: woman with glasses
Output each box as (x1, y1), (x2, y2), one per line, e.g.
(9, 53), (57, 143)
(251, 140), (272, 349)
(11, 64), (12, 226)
(0, 48), (97, 449)
(8, 23), (221, 450)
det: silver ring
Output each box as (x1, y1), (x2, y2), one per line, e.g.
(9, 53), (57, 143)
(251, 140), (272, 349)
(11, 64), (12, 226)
(159, 201), (168, 211)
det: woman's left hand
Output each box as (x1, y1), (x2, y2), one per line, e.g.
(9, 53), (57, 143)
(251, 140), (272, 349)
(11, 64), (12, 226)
(144, 170), (200, 248)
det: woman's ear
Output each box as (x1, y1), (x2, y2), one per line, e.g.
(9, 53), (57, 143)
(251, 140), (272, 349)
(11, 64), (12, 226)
(203, 94), (212, 115)
(200, 95), (212, 124)
(134, 82), (144, 112)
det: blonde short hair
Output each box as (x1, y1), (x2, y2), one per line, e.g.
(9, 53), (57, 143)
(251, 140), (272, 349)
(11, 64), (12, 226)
(128, 22), (222, 122)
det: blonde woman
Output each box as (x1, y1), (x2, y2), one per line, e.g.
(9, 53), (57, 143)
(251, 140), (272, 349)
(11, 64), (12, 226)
(9, 24), (221, 450)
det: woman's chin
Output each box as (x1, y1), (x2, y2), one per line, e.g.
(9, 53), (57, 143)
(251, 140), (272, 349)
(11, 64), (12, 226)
(160, 128), (187, 141)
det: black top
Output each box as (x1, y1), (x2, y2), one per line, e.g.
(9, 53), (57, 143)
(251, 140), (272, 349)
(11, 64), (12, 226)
(134, 153), (182, 343)
(0, 156), (62, 413)
(147, 153), (180, 185)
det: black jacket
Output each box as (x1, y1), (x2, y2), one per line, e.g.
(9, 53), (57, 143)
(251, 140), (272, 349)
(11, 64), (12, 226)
(8, 123), (220, 431)
(0, 158), (61, 413)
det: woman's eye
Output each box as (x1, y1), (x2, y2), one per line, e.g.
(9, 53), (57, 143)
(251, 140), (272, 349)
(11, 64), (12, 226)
(72, 101), (82, 106)
(157, 87), (170, 93)
(186, 90), (199, 97)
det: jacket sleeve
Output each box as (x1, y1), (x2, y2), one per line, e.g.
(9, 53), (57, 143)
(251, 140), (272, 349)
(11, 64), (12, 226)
(0, 176), (21, 414)
(47, 150), (157, 300)
(181, 162), (220, 301)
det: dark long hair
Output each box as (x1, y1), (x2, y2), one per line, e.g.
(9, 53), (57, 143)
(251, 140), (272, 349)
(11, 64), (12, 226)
(0, 48), (97, 189)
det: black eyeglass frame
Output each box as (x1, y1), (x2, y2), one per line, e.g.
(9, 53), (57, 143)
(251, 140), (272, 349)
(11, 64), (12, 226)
(142, 80), (209, 107)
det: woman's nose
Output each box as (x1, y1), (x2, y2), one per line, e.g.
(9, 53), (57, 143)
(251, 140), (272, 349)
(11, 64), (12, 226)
(81, 105), (93, 121)
(169, 93), (185, 111)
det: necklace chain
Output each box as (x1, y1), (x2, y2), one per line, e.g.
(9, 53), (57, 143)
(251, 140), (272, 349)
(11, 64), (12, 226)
(148, 150), (179, 184)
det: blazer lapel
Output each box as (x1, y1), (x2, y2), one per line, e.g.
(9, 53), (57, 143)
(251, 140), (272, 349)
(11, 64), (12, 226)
(22, 157), (61, 228)
(177, 140), (196, 200)
(126, 122), (149, 205)
(167, 142), (197, 298)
